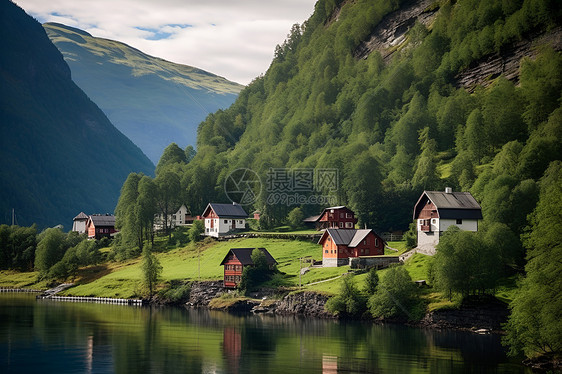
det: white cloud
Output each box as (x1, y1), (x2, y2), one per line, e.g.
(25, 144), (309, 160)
(13, 0), (317, 84)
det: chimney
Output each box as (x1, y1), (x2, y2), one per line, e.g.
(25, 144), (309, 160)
(445, 187), (453, 194)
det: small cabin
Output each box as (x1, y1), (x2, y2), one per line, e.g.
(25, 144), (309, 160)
(413, 188), (482, 254)
(319, 228), (385, 267)
(304, 206), (358, 230)
(86, 214), (117, 240)
(202, 203), (248, 237)
(220, 248), (277, 288)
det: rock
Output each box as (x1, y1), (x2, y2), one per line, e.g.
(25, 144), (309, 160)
(354, 0), (438, 62)
(273, 291), (332, 318)
(455, 27), (562, 92)
(187, 281), (225, 307)
(419, 295), (509, 332)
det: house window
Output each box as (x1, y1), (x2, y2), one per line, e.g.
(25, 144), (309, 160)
(339, 222), (344, 228)
(365, 249), (370, 255)
(456, 219), (463, 224)
(224, 220), (228, 224)
(363, 240), (366, 245)
(325, 250), (328, 253)
(375, 238), (379, 247)
(346, 222), (353, 228)
(432, 219), (437, 224)
(340, 213), (344, 218)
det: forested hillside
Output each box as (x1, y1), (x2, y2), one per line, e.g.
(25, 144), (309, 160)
(148, 0), (560, 232)
(44, 23), (243, 164)
(0, 0), (154, 228)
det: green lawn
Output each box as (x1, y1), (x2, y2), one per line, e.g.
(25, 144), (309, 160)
(63, 237), (321, 298)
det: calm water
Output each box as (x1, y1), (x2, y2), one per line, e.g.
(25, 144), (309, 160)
(0, 294), (529, 373)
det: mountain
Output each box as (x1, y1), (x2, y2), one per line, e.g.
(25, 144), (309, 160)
(43, 22), (244, 164)
(0, 0), (154, 228)
(147, 0), (561, 233)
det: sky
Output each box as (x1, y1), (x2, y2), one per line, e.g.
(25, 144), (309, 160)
(13, 0), (317, 85)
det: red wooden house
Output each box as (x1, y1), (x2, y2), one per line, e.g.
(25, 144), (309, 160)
(304, 206), (358, 230)
(219, 248), (277, 288)
(319, 229), (385, 267)
(86, 214), (117, 240)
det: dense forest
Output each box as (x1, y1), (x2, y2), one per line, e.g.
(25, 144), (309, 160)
(0, 0), (154, 228)
(112, 0), (562, 360)
(141, 0), (561, 231)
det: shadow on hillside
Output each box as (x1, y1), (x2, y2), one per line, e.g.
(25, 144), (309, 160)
(75, 265), (111, 285)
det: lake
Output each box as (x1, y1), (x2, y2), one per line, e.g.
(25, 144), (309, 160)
(0, 293), (529, 373)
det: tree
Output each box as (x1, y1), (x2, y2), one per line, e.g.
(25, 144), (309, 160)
(286, 207), (304, 230)
(155, 142), (188, 175)
(239, 249), (272, 292)
(504, 161), (562, 358)
(155, 170), (181, 236)
(325, 275), (366, 317)
(432, 227), (502, 297)
(188, 220), (205, 243)
(184, 145), (196, 163)
(364, 267), (379, 295)
(368, 265), (420, 320)
(141, 246), (162, 298)
(412, 127), (439, 190)
(34, 228), (66, 277)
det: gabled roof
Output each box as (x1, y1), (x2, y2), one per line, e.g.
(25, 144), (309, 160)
(202, 203), (248, 218)
(88, 214), (115, 226)
(413, 190), (482, 220)
(73, 212), (89, 220)
(319, 229), (379, 248)
(220, 248), (277, 266)
(303, 214), (321, 223)
(303, 206), (355, 223)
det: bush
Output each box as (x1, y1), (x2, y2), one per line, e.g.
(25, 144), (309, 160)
(368, 265), (422, 321)
(325, 275), (367, 317)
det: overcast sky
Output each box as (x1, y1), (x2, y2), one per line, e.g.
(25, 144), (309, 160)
(14, 0), (317, 85)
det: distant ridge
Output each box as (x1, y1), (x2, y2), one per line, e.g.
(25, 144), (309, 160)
(0, 0), (154, 228)
(44, 22), (244, 163)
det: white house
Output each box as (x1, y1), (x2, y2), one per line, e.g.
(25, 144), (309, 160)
(201, 203), (248, 237)
(413, 187), (482, 255)
(154, 204), (196, 231)
(72, 212), (89, 234)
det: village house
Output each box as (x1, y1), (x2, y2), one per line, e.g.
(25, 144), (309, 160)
(303, 206), (358, 230)
(220, 247), (277, 288)
(72, 212), (89, 234)
(413, 187), (483, 255)
(202, 203), (248, 237)
(319, 228), (385, 267)
(154, 204), (196, 231)
(86, 214), (117, 240)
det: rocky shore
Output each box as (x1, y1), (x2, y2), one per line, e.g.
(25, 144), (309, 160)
(185, 281), (510, 333)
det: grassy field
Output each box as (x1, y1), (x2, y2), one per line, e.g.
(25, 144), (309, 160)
(0, 237), (517, 313)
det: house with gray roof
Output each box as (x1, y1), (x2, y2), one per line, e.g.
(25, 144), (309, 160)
(201, 203), (248, 237)
(413, 187), (483, 254)
(86, 214), (117, 240)
(319, 228), (385, 267)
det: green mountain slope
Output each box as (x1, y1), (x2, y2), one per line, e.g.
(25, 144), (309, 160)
(146, 0), (560, 233)
(0, 0), (154, 228)
(43, 22), (244, 164)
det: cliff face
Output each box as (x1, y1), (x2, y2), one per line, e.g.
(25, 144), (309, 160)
(455, 26), (562, 91)
(353, 0), (439, 62)
(353, 0), (561, 90)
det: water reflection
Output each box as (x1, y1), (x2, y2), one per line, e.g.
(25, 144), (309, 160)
(0, 294), (529, 373)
